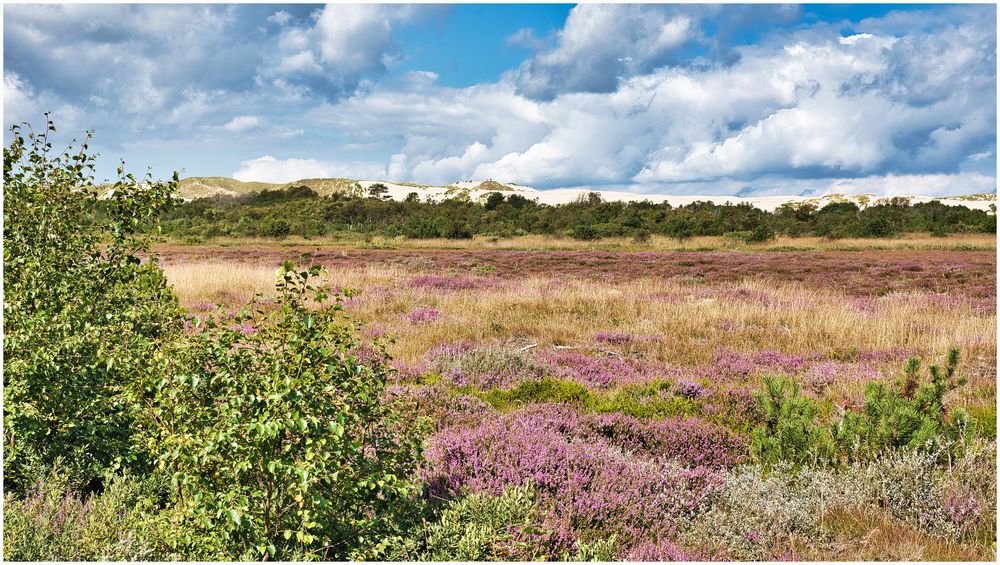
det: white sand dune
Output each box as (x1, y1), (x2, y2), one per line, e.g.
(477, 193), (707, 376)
(356, 180), (996, 212)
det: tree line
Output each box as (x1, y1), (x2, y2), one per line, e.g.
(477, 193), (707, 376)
(153, 186), (997, 241)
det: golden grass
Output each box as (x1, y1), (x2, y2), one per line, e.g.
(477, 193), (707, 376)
(162, 232), (997, 253)
(797, 506), (996, 561)
(163, 262), (996, 372)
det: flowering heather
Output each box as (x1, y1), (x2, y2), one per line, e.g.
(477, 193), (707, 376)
(228, 322), (259, 335)
(675, 379), (706, 399)
(363, 326), (389, 339)
(190, 301), (216, 312)
(626, 539), (727, 561)
(712, 348), (815, 380)
(405, 307), (441, 324)
(389, 360), (427, 382)
(340, 296), (362, 310)
(161, 247), (996, 300)
(345, 342), (390, 368)
(539, 350), (665, 388)
(407, 275), (480, 290)
(423, 407), (728, 553)
(941, 484), (985, 537)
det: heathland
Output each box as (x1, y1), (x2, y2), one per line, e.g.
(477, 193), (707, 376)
(3, 122), (997, 561)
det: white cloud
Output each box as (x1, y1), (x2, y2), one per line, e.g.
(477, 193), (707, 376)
(304, 8), (993, 193)
(222, 115), (261, 132)
(511, 4), (698, 99)
(4, 4), (994, 196)
(267, 10), (291, 26)
(263, 4), (442, 97)
(232, 155), (387, 183)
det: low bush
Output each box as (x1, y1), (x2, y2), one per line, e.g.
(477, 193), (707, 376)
(132, 264), (428, 560)
(833, 349), (971, 461)
(751, 377), (835, 468)
(476, 377), (590, 409)
(383, 483), (550, 561)
(2, 466), (163, 561)
(751, 350), (975, 468)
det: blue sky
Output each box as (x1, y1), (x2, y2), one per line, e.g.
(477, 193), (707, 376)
(3, 3), (996, 196)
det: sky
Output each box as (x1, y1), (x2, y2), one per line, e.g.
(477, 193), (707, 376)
(3, 2), (997, 197)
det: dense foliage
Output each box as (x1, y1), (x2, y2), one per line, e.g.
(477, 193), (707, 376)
(751, 349), (975, 468)
(3, 119), (183, 492)
(155, 187), (996, 241)
(2, 120), (428, 560)
(134, 265), (427, 560)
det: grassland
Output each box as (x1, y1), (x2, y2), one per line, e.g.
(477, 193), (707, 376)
(159, 234), (997, 560)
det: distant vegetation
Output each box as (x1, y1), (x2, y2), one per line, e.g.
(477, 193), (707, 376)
(151, 187), (996, 241)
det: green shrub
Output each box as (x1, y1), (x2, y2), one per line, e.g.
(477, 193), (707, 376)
(2, 465), (163, 561)
(751, 377), (835, 468)
(383, 483), (549, 560)
(747, 222), (776, 243)
(3, 118), (184, 492)
(132, 264), (427, 560)
(833, 349), (970, 461)
(585, 381), (702, 419)
(751, 351), (973, 468)
(261, 217), (291, 237)
(477, 378), (590, 410)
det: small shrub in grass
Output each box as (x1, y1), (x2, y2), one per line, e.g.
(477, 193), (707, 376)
(383, 483), (554, 561)
(751, 377), (835, 468)
(585, 381), (703, 420)
(2, 466), (162, 561)
(428, 343), (548, 389)
(833, 349), (972, 461)
(476, 377), (590, 409)
(752, 350), (975, 468)
(132, 264), (427, 560)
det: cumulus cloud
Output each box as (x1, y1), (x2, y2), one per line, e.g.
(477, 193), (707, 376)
(509, 4), (695, 99)
(508, 4), (801, 99)
(232, 155), (387, 184)
(4, 3), (995, 196)
(300, 6), (994, 194)
(261, 4), (445, 98)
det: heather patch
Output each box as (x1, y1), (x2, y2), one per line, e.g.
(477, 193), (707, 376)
(539, 349), (665, 388)
(422, 406), (730, 554)
(383, 383), (495, 430)
(405, 307), (441, 324)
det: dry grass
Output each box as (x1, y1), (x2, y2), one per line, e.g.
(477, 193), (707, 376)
(163, 232), (997, 253)
(798, 507), (996, 561)
(160, 256), (996, 559)
(163, 261), (996, 369)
